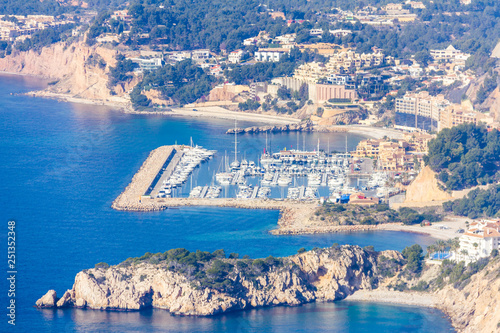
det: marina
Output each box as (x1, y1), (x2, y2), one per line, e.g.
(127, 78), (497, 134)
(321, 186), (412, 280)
(112, 137), (402, 213)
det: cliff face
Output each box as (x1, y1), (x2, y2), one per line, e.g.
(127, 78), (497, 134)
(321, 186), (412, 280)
(0, 42), (136, 102)
(404, 166), (453, 203)
(36, 246), (393, 316)
(436, 258), (500, 333)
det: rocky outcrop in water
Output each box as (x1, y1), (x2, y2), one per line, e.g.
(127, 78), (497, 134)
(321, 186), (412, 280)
(36, 245), (397, 315)
(226, 121), (313, 135)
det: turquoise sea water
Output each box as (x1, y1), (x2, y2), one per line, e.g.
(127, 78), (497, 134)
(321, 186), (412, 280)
(0, 74), (454, 332)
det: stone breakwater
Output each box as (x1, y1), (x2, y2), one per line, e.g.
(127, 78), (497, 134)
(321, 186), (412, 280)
(226, 121), (313, 134)
(36, 245), (401, 315)
(112, 146), (176, 211)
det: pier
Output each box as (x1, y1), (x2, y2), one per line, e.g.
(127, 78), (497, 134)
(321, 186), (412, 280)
(112, 146), (178, 211)
(150, 150), (183, 198)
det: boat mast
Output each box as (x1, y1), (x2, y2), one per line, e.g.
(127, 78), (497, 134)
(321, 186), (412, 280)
(234, 119), (238, 163)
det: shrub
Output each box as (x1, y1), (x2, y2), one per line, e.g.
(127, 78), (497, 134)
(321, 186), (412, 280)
(95, 262), (110, 269)
(297, 247), (306, 254)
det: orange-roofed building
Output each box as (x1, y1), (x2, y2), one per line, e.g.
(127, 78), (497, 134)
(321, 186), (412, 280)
(459, 219), (500, 262)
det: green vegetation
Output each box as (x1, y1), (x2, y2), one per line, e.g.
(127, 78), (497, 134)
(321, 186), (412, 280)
(0, 0), (66, 15)
(118, 248), (294, 293)
(16, 24), (76, 52)
(424, 124), (500, 190)
(108, 54), (138, 87)
(433, 258), (490, 290)
(95, 262), (110, 269)
(131, 59), (215, 108)
(401, 244), (424, 276)
(476, 71), (499, 105)
(314, 203), (442, 226)
(443, 185), (500, 219)
(225, 48), (315, 85)
(238, 99), (260, 111)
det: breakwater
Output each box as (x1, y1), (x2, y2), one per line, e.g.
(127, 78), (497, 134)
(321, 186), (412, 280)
(112, 145), (177, 211)
(226, 121), (313, 134)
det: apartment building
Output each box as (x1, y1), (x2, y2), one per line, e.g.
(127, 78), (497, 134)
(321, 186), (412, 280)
(459, 220), (500, 262)
(326, 50), (386, 71)
(294, 62), (328, 83)
(395, 91), (449, 122)
(128, 58), (163, 72)
(309, 83), (357, 103)
(353, 137), (425, 171)
(437, 100), (488, 131)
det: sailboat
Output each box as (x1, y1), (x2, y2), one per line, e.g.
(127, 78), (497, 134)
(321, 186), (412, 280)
(230, 119), (240, 170)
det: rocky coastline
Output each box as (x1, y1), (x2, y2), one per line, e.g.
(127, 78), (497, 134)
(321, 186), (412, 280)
(35, 245), (399, 314)
(35, 245), (500, 332)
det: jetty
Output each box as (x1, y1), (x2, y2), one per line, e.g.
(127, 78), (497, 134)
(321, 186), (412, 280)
(112, 146), (178, 211)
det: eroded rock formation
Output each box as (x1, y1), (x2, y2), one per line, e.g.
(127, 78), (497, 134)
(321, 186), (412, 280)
(36, 246), (392, 315)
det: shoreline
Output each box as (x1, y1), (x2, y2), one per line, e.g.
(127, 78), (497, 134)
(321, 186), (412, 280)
(1, 70), (404, 137)
(344, 289), (437, 308)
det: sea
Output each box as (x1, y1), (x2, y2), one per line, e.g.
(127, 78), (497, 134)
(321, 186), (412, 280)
(0, 74), (454, 332)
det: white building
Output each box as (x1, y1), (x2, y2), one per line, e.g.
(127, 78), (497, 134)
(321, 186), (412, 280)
(129, 58), (163, 72)
(254, 49), (289, 62)
(430, 45), (470, 62)
(192, 49), (210, 61)
(169, 51), (192, 62)
(329, 29), (352, 37)
(458, 220), (500, 262)
(395, 91), (449, 122)
(228, 50), (245, 64)
(309, 28), (324, 36)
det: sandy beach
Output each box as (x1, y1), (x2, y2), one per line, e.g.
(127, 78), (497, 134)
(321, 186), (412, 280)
(16, 77), (405, 137)
(344, 289), (437, 307)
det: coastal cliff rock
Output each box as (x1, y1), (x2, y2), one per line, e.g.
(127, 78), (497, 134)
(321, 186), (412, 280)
(36, 245), (391, 315)
(35, 290), (58, 308)
(404, 166), (453, 203)
(0, 42), (135, 103)
(436, 258), (500, 333)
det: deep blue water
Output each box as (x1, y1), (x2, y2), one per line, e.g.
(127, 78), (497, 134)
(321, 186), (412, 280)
(0, 74), (453, 332)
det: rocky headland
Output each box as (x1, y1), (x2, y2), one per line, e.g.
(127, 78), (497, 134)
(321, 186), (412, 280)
(36, 245), (399, 314)
(36, 245), (500, 332)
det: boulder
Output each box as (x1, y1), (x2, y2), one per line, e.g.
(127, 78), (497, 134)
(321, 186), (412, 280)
(56, 290), (73, 307)
(35, 290), (58, 308)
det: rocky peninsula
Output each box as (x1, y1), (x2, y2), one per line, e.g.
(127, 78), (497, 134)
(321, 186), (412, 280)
(36, 245), (399, 314)
(36, 245), (500, 332)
